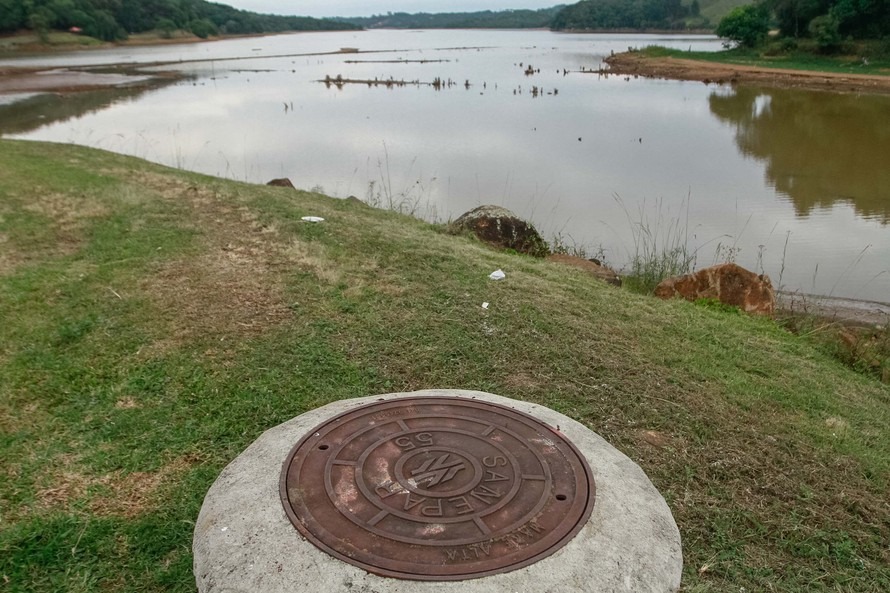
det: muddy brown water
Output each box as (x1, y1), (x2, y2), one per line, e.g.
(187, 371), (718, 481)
(1, 30), (887, 304)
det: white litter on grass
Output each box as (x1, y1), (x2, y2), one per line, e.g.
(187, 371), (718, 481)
(489, 269), (505, 281)
(301, 216), (325, 223)
(482, 302), (490, 309)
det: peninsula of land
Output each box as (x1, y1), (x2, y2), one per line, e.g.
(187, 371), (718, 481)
(605, 51), (890, 94)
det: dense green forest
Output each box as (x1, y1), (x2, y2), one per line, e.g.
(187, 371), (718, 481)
(0, 0), (358, 41)
(715, 0), (890, 49)
(767, 0), (890, 40)
(3, 0), (886, 50)
(336, 7), (565, 29)
(550, 0), (699, 30)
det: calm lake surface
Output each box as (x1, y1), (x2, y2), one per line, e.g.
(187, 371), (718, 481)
(2, 30), (888, 304)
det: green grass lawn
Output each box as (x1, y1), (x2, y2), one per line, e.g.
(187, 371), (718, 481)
(1, 139), (888, 592)
(642, 44), (890, 76)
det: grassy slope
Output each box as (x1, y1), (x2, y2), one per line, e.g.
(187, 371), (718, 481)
(0, 139), (888, 592)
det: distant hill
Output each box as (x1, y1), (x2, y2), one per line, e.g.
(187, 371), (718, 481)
(0, 0), (359, 42)
(336, 7), (565, 29)
(547, 0), (751, 31)
(695, 0), (752, 24)
(550, 0), (693, 30)
(1, 0), (748, 45)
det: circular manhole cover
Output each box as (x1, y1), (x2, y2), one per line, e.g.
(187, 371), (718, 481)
(280, 396), (595, 580)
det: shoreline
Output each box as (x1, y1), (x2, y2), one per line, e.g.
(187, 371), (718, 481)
(0, 33), (223, 58)
(603, 51), (890, 95)
(0, 66), (183, 94)
(557, 28), (714, 35)
(0, 45), (370, 95)
(0, 29), (338, 57)
(776, 292), (889, 328)
(0, 30), (306, 94)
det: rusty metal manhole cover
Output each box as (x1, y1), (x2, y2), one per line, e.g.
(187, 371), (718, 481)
(280, 396), (595, 580)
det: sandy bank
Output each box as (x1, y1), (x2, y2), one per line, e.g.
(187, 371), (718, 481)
(604, 52), (890, 95)
(0, 67), (175, 94)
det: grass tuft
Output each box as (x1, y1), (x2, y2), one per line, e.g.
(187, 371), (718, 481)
(615, 194), (699, 294)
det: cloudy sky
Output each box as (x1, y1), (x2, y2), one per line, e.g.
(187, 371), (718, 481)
(225, 1), (562, 18)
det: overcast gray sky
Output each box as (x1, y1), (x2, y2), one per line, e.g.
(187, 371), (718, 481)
(225, 1), (562, 19)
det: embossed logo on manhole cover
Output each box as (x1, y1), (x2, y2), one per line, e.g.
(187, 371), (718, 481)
(280, 396), (595, 580)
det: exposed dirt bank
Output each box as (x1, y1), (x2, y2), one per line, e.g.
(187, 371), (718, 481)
(604, 52), (890, 95)
(0, 67), (178, 94)
(0, 30), (283, 55)
(0, 45), (373, 96)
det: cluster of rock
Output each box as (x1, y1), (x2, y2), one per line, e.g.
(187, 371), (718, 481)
(451, 205), (621, 285)
(451, 204), (774, 315)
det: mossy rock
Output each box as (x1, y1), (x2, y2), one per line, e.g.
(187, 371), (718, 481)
(451, 205), (549, 257)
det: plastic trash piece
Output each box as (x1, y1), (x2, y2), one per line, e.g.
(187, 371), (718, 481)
(301, 216), (325, 223)
(482, 302), (490, 309)
(489, 269), (505, 281)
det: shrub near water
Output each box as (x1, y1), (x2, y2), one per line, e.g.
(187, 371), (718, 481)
(0, 140), (888, 592)
(715, 3), (770, 48)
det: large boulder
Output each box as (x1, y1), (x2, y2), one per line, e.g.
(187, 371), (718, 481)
(547, 253), (622, 286)
(266, 178), (295, 189)
(654, 263), (775, 315)
(345, 195), (370, 208)
(451, 205), (549, 257)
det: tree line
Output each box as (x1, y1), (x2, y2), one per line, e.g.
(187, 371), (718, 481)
(0, 0), (358, 42)
(337, 3), (703, 31)
(549, 0), (697, 31)
(335, 7), (564, 29)
(4, 0), (886, 48)
(717, 0), (889, 50)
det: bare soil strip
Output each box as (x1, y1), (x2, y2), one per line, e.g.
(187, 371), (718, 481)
(604, 52), (890, 95)
(0, 68), (160, 93)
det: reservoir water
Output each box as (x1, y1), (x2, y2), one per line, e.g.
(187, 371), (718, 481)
(1, 29), (888, 304)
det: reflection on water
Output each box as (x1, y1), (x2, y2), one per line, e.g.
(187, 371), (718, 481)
(710, 86), (890, 225)
(0, 80), (177, 136)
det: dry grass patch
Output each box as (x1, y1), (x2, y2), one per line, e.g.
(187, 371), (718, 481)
(23, 191), (109, 231)
(503, 370), (546, 390)
(124, 173), (303, 354)
(1, 190), (107, 274)
(637, 429), (674, 448)
(114, 397), (140, 410)
(90, 455), (199, 518)
(33, 453), (201, 519)
(283, 239), (341, 285)
(140, 249), (291, 354)
(0, 231), (13, 275)
(33, 453), (89, 512)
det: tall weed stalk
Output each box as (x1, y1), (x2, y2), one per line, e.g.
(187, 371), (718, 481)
(362, 142), (437, 218)
(616, 194), (698, 294)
